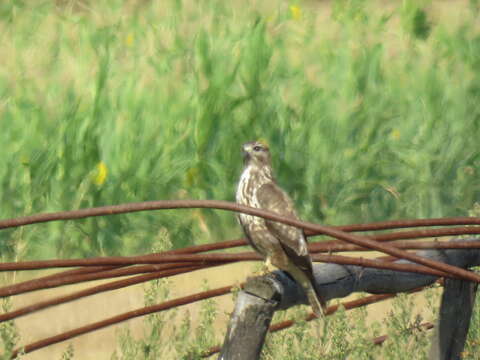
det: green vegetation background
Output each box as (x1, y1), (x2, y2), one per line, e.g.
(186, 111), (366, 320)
(1, 0), (480, 260)
(2, 1), (480, 359)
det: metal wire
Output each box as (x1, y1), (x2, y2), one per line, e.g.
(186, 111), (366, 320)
(1, 201), (479, 357)
(0, 200), (479, 282)
(11, 285), (233, 358)
(1, 200), (479, 231)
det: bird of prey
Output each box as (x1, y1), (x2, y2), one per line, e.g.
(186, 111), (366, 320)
(236, 141), (326, 316)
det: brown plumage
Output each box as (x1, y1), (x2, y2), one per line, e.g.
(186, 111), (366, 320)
(236, 141), (326, 316)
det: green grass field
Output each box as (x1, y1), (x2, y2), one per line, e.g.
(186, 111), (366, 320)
(2, 1), (480, 358)
(3, 0), (480, 260)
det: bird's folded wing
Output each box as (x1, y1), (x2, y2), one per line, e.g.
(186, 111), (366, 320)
(256, 182), (309, 258)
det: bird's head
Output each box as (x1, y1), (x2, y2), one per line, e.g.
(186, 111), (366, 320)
(241, 141), (271, 168)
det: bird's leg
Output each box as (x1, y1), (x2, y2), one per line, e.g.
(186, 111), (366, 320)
(251, 257), (276, 277)
(260, 257), (277, 275)
(265, 257), (276, 272)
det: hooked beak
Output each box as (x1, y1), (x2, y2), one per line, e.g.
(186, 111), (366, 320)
(241, 144), (250, 163)
(242, 149), (249, 162)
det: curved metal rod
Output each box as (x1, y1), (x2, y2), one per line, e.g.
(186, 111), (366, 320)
(0, 253), (257, 271)
(10, 283), (426, 358)
(0, 249), (458, 280)
(0, 200), (479, 282)
(0, 264), (206, 323)
(3, 237), (480, 273)
(201, 286), (429, 357)
(0, 262), (210, 298)
(0, 253), (443, 323)
(1, 200), (479, 231)
(10, 284), (233, 358)
(2, 226), (478, 303)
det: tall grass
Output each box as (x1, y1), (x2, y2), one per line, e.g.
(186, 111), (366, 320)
(1, 0), (480, 258)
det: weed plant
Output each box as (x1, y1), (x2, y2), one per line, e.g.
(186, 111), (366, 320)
(112, 231), (219, 359)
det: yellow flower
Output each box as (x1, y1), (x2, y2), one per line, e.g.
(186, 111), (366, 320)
(20, 155), (30, 166)
(290, 5), (302, 20)
(344, 148), (354, 157)
(94, 161), (108, 186)
(125, 33), (134, 47)
(185, 166), (199, 187)
(390, 129), (401, 140)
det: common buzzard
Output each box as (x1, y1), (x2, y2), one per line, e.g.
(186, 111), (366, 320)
(236, 141), (326, 316)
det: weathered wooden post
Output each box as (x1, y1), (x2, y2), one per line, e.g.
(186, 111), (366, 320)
(219, 238), (480, 359)
(218, 276), (280, 360)
(429, 278), (478, 360)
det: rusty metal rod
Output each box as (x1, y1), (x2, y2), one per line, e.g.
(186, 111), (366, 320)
(0, 200), (477, 282)
(0, 262), (209, 298)
(1, 207), (477, 300)
(201, 287), (427, 357)
(4, 236), (480, 273)
(0, 252), (437, 324)
(0, 252), (452, 295)
(9, 282), (425, 358)
(180, 226), (480, 254)
(3, 224), (476, 286)
(3, 224), (476, 290)
(5, 227), (477, 297)
(275, 286), (427, 330)
(0, 254), (446, 325)
(0, 238), (242, 300)
(0, 249), (465, 280)
(372, 322), (435, 345)
(0, 253), (255, 271)
(330, 226), (480, 243)
(11, 285), (233, 358)
(310, 239), (480, 253)
(1, 200), (479, 231)
(270, 294), (395, 332)
(123, 226), (480, 256)
(2, 240), (478, 297)
(0, 265), (205, 323)
(8, 258), (439, 357)
(2, 238), (477, 300)
(0, 265), (122, 296)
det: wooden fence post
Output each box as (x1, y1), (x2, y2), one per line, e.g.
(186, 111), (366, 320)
(429, 278), (478, 360)
(220, 238), (480, 358)
(218, 276), (280, 360)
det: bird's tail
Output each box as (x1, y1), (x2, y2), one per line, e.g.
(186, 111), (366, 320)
(305, 285), (326, 318)
(286, 264), (327, 318)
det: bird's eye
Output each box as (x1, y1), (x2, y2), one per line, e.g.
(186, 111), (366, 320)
(253, 145), (262, 152)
